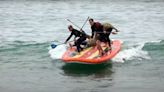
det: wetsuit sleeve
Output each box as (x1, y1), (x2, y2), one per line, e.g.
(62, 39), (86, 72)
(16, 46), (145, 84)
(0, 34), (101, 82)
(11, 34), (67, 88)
(91, 27), (95, 38)
(91, 32), (94, 38)
(65, 32), (73, 43)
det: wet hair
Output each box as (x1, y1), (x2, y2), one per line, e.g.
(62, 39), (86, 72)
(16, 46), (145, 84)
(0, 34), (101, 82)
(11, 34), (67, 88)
(89, 18), (94, 21)
(68, 25), (73, 29)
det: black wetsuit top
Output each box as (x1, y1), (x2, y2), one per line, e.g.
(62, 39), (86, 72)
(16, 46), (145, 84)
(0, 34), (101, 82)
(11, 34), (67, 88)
(65, 29), (86, 42)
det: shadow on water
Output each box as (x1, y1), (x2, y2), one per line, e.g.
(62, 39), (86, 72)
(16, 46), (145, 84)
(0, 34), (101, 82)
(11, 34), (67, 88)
(61, 61), (113, 77)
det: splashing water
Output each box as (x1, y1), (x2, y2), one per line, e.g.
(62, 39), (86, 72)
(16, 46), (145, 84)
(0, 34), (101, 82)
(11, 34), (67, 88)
(48, 44), (67, 59)
(48, 41), (151, 63)
(112, 42), (151, 63)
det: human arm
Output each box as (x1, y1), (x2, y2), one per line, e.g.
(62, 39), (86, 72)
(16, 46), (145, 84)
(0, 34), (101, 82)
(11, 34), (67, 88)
(64, 32), (73, 43)
(91, 31), (94, 38)
(112, 31), (117, 34)
(112, 26), (119, 32)
(91, 26), (96, 38)
(111, 25), (119, 34)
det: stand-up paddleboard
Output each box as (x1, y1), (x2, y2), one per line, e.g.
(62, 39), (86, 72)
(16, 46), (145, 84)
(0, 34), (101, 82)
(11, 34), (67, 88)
(62, 40), (121, 64)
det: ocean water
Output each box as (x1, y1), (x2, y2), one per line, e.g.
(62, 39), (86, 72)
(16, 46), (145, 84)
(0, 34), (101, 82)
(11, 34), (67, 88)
(0, 0), (164, 92)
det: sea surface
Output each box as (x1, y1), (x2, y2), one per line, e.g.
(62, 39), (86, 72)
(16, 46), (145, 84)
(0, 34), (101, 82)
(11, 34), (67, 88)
(0, 0), (164, 92)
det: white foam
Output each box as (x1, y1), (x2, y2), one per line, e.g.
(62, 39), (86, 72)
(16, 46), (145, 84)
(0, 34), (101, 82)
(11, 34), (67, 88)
(149, 39), (162, 43)
(48, 44), (67, 59)
(112, 42), (151, 63)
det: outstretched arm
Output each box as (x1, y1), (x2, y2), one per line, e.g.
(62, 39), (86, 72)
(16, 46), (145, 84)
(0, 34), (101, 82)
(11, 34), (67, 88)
(112, 26), (119, 32)
(111, 25), (119, 34)
(65, 32), (73, 43)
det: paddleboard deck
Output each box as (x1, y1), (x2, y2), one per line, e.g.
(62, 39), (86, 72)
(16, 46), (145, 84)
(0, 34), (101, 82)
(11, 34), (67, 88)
(62, 40), (121, 64)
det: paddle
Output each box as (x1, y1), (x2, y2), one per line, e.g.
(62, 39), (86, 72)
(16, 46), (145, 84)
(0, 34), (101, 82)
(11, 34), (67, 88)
(67, 16), (90, 31)
(67, 19), (81, 29)
(51, 17), (90, 49)
(67, 17), (90, 39)
(80, 16), (90, 30)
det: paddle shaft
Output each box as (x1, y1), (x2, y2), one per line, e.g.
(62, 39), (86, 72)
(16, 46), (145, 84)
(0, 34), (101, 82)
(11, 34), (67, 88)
(80, 16), (90, 30)
(67, 16), (89, 31)
(67, 19), (81, 29)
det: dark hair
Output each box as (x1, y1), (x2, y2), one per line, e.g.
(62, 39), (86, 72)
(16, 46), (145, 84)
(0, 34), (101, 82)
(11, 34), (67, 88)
(68, 25), (73, 29)
(89, 18), (94, 21)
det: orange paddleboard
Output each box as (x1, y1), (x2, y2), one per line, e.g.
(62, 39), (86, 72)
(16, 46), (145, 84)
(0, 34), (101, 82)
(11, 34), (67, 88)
(62, 40), (121, 64)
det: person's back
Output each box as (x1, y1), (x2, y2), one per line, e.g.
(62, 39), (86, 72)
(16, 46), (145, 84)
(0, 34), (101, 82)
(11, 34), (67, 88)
(102, 22), (119, 50)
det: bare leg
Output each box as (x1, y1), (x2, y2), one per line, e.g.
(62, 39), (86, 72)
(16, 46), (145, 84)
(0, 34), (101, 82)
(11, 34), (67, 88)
(96, 40), (103, 56)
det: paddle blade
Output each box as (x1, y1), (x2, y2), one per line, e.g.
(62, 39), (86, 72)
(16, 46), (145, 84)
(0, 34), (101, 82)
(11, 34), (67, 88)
(51, 43), (57, 49)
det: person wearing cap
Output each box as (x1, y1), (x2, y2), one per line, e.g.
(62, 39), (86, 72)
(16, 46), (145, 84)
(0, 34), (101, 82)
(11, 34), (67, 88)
(64, 25), (87, 53)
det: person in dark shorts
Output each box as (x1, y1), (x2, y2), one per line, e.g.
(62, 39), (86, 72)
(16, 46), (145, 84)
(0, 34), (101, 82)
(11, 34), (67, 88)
(89, 18), (119, 56)
(102, 23), (119, 50)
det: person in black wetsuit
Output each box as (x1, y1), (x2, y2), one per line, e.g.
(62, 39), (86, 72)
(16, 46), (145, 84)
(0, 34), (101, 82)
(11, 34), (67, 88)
(64, 25), (87, 53)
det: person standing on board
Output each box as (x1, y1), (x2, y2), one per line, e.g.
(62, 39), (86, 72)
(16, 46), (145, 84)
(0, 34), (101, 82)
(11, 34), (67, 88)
(64, 25), (87, 53)
(88, 18), (119, 56)
(102, 22), (119, 50)
(88, 18), (105, 56)
(88, 18), (103, 39)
